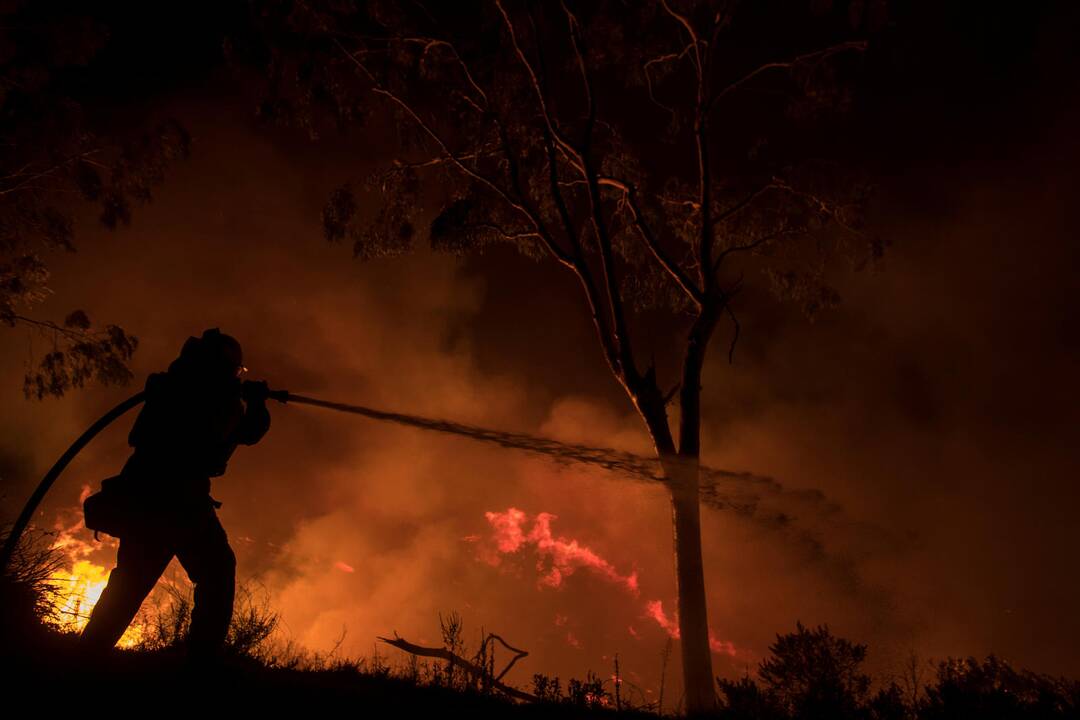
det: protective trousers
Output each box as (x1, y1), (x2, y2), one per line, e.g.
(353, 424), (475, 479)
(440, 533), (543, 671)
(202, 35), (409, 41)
(80, 506), (236, 659)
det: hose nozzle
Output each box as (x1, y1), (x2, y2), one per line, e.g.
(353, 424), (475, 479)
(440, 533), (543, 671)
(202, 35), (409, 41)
(268, 389), (290, 404)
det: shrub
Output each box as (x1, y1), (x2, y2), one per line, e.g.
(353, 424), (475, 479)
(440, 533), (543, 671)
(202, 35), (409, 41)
(920, 655), (1080, 720)
(0, 527), (66, 649)
(717, 675), (785, 720)
(758, 621), (872, 720)
(136, 577), (279, 660)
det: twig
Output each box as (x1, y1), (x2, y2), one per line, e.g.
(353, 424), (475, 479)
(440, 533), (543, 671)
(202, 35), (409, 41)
(378, 632), (536, 702)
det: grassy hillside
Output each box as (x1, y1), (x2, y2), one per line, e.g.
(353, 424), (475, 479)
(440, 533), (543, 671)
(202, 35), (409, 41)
(3, 530), (1078, 718)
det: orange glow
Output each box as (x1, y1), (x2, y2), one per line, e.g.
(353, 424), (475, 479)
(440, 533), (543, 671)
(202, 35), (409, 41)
(483, 507), (639, 593)
(42, 492), (144, 647)
(45, 559), (144, 648)
(644, 599), (738, 657)
(480, 508), (738, 657)
(645, 599), (680, 637)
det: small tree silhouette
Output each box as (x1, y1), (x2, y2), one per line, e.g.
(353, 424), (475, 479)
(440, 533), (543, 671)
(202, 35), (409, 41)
(757, 621), (871, 720)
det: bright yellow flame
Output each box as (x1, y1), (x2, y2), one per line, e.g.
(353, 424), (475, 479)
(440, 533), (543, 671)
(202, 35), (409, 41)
(40, 493), (146, 648)
(45, 559), (144, 648)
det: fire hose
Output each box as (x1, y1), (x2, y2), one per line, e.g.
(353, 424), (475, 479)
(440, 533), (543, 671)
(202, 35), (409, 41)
(3, 390), (284, 572)
(1, 388), (777, 573)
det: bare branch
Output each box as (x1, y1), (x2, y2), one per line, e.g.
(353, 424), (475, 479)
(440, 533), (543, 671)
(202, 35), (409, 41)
(724, 301), (740, 364)
(485, 633), (530, 682)
(0, 150), (104, 196)
(721, 302), (738, 362)
(708, 180), (788, 271)
(771, 178), (864, 236)
(714, 181), (779, 225)
(642, 43), (696, 121)
(555, 9), (641, 384)
(694, 84), (713, 292)
(398, 37), (491, 110)
(659, 195), (701, 211)
(598, 176), (703, 305)
(378, 633), (536, 703)
(494, 1), (581, 162)
(513, 2), (626, 379)
(9, 315), (85, 342)
(713, 227), (807, 272)
(708, 41), (868, 109)
(335, 37), (576, 267)
(385, 153), (483, 171)
(471, 223), (542, 242)
(560, 1), (595, 145)
(663, 381), (682, 406)
(659, 0), (702, 73)
(336, 34), (492, 112)
(657, 1), (714, 295)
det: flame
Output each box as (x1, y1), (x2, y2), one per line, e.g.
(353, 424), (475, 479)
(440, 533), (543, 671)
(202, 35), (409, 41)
(485, 507), (529, 553)
(45, 560), (144, 648)
(41, 494), (145, 647)
(645, 599), (680, 637)
(585, 692), (610, 707)
(709, 636), (738, 657)
(479, 508), (738, 657)
(644, 599), (738, 657)
(483, 508), (639, 593)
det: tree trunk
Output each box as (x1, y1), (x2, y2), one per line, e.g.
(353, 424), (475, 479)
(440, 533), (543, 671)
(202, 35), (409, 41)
(666, 455), (715, 715)
(672, 301), (721, 715)
(635, 383), (716, 715)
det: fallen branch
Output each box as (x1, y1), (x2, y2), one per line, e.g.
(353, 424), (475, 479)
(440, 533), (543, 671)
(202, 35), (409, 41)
(378, 632), (537, 703)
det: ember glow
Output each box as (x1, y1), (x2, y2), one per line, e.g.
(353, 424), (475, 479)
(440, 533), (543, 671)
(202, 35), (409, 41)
(644, 599), (739, 658)
(479, 508), (739, 657)
(41, 503), (144, 647)
(41, 524), (141, 643)
(482, 507), (639, 593)
(45, 559), (144, 648)
(645, 599), (680, 637)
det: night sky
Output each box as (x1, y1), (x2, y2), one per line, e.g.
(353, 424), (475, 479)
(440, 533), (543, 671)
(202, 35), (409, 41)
(2, 0), (1079, 693)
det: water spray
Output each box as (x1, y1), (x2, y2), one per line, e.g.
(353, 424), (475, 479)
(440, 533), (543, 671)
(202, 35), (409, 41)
(0, 388), (788, 573)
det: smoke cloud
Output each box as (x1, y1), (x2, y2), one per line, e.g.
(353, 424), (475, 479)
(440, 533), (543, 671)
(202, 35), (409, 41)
(2, 64), (1079, 696)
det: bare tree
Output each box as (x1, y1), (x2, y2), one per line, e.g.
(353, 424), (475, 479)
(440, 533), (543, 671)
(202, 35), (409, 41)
(260, 0), (884, 711)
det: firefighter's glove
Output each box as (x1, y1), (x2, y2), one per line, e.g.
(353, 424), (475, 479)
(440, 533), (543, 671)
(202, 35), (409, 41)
(242, 379), (271, 404)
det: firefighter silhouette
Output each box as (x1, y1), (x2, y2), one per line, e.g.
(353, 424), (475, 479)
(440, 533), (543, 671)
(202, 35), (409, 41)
(80, 329), (271, 660)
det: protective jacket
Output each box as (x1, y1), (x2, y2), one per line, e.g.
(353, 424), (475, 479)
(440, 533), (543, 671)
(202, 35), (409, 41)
(119, 364), (270, 512)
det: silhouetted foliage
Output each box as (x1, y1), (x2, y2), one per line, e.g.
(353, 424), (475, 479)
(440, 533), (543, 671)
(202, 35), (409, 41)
(137, 578), (280, 661)
(758, 621), (871, 719)
(567, 671), (610, 709)
(716, 675), (785, 720)
(866, 683), (909, 720)
(19, 319), (139, 400)
(716, 623), (1080, 720)
(0, 2), (190, 397)
(3, 545), (1080, 719)
(920, 656), (1080, 720)
(0, 528), (65, 646)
